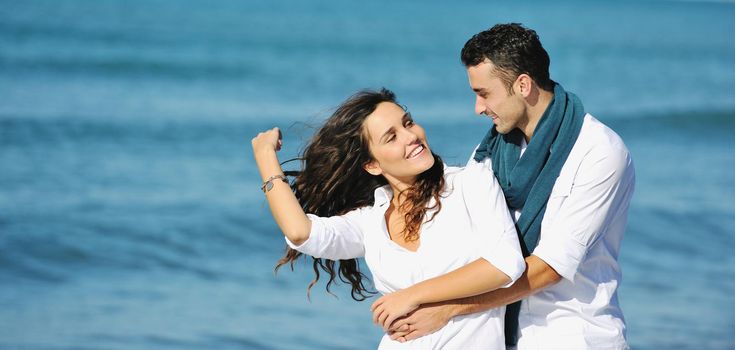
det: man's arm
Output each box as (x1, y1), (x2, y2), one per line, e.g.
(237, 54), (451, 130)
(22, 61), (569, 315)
(452, 255), (561, 315)
(388, 255), (561, 342)
(372, 258), (512, 330)
(392, 136), (635, 342)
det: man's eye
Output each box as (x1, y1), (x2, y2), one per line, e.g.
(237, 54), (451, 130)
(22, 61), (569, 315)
(404, 119), (414, 127)
(387, 134), (396, 142)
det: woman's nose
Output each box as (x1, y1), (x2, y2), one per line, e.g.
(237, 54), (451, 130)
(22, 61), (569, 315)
(402, 128), (419, 144)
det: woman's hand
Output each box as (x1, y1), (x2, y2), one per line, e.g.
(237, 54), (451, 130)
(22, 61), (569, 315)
(251, 127), (283, 156)
(387, 302), (455, 342)
(371, 289), (421, 331)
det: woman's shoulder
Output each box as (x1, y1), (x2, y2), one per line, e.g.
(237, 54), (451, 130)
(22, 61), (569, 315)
(443, 162), (493, 182)
(442, 164), (464, 177)
(442, 162), (496, 196)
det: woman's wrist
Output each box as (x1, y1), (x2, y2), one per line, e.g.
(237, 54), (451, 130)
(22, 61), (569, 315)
(254, 149), (282, 179)
(406, 282), (431, 306)
(254, 147), (278, 160)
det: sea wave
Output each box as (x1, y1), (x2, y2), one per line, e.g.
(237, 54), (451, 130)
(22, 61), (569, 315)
(0, 206), (281, 284)
(0, 54), (264, 81)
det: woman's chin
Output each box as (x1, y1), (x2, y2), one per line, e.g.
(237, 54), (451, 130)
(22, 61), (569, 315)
(416, 155), (436, 174)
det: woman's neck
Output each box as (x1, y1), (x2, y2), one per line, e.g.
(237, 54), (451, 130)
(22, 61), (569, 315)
(386, 177), (415, 211)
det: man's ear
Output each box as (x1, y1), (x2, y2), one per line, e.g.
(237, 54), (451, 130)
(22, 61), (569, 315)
(363, 160), (383, 176)
(515, 74), (532, 97)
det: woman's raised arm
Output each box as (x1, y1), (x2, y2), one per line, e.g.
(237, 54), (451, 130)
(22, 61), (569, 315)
(251, 127), (311, 245)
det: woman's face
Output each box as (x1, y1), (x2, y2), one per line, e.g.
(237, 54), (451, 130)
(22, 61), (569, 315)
(362, 102), (435, 185)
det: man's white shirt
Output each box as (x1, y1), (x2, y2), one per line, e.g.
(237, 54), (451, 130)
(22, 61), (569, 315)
(469, 114), (635, 350)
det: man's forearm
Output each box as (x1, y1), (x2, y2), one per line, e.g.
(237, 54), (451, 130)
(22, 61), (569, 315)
(448, 255), (562, 317)
(386, 255), (562, 337)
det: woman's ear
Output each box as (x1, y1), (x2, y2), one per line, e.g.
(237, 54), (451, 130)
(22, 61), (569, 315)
(363, 160), (383, 176)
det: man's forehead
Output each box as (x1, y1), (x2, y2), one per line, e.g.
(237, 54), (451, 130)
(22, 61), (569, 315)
(468, 63), (503, 87)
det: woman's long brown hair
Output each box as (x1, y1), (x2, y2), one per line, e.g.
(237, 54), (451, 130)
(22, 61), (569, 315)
(275, 88), (445, 301)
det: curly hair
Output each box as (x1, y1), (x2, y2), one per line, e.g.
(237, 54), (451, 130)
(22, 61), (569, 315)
(461, 23), (554, 92)
(275, 88), (445, 301)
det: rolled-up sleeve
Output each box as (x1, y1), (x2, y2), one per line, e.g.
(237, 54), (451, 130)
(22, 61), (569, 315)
(463, 162), (526, 287)
(533, 145), (635, 282)
(285, 209), (366, 260)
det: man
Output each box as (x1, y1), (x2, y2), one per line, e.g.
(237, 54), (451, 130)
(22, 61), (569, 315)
(386, 23), (635, 349)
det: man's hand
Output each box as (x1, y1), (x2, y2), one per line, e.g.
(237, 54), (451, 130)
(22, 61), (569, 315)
(386, 302), (456, 342)
(386, 255), (562, 342)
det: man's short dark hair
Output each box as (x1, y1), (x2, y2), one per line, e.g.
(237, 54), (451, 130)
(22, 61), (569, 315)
(461, 23), (554, 92)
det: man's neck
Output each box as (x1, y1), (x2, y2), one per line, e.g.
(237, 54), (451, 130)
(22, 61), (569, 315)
(522, 88), (554, 142)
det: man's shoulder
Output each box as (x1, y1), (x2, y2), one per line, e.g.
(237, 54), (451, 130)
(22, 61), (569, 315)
(577, 113), (630, 157)
(467, 113), (634, 173)
(565, 113), (634, 181)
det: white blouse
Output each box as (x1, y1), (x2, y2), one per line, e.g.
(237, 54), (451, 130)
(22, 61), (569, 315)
(287, 162), (525, 349)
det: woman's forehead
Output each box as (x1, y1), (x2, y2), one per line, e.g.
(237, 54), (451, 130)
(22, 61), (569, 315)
(363, 102), (406, 140)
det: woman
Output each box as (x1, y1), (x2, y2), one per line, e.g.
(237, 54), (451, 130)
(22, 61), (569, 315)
(251, 88), (524, 349)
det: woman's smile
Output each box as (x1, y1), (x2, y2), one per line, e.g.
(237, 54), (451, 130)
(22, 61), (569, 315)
(406, 143), (426, 159)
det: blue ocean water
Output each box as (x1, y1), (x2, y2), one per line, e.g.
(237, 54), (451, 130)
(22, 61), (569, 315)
(1, 0), (734, 349)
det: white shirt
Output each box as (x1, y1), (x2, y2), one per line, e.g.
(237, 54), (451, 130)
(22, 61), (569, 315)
(287, 164), (526, 350)
(470, 114), (635, 350)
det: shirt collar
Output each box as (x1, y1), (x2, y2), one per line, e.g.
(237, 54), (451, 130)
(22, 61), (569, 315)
(373, 185), (393, 208)
(372, 184), (440, 211)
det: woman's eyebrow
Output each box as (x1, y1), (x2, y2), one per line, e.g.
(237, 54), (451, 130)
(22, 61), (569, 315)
(379, 126), (396, 142)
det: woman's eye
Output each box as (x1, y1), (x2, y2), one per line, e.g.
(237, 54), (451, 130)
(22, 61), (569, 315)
(387, 134), (396, 142)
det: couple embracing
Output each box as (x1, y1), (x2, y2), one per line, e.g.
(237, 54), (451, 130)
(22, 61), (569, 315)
(252, 23), (635, 350)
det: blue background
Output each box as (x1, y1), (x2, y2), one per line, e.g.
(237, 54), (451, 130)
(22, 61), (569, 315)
(1, 0), (734, 349)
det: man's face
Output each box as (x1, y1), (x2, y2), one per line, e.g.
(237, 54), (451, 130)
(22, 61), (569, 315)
(466, 60), (527, 135)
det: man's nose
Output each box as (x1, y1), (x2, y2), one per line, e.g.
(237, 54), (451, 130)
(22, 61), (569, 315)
(474, 96), (486, 115)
